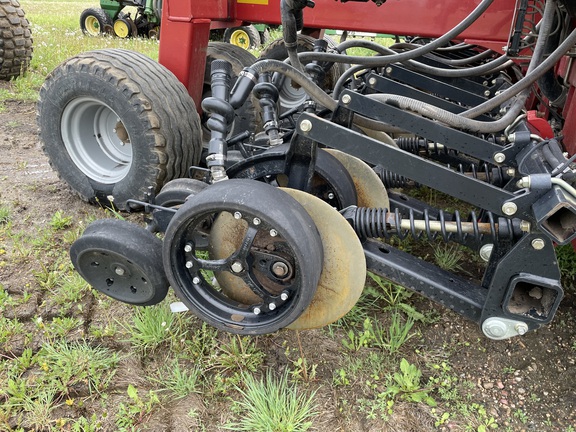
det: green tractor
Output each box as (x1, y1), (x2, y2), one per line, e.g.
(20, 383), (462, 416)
(80, 0), (269, 48)
(80, 0), (161, 38)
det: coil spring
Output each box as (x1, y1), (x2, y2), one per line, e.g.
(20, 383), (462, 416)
(351, 207), (510, 246)
(373, 162), (505, 189)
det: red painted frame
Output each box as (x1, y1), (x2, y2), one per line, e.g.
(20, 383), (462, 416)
(159, 0), (518, 109)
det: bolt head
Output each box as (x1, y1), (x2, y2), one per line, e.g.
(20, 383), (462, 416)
(272, 262), (289, 278)
(186, 261), (194, 269)
(300, 119), (312, 132)
(506, 168), (516, 177)
(270, 229), (278, 237)
(184, 244), (193, 253)
(231, 261), (244, 273)
(253, 217), (261, 226)
(280, 292), (289, 301)
(484, 90), (491, 97)
(494, 152), (506, 164)
(531, 238), (545, 250)
(515, 324), (528, 335)
(501, 202), (517, 216)
(519, 220), (531, 232)
(192, 277), (200, 284)
(479, 244), (494, 262)
(368, 77), (377, 86)
(253, 307), (261, 315)
(234, 212), (242, 220)
(114, 267), (125, 276)
(341, 94), (352, 104)
(269, 303), (276, 311)
(385, 67), (392, 74)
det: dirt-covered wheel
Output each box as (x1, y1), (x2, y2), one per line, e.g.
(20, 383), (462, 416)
(258, 34), (346, 111)
(70, 219), (169, 306)
(202, 42), (259, 144)
(79, 8), (112, 36)
(163, 180), (324, 335)
(113, 15), (137, 38)
(223, 25), (261, 50)
(0, 0), (32, 81)
(37, 48), (202, 210)
(155, 178), (209, 208)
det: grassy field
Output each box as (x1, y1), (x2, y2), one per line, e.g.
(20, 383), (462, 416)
(1, 1), (576, 431)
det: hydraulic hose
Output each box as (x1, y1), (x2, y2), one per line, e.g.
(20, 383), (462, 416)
(335, 38), (513, 78)
(280, 0), (307, 73)
(298, 0), (495, 66)
(462, 0), (562, 118)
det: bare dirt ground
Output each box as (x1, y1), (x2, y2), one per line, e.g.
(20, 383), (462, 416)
(1, 93), (576, 431)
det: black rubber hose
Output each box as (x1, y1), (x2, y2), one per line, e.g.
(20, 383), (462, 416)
(537, 13), (567, 106)
(280, 0), (305, 73)
(300, 0), (495, 66)
(335, 38), (512, 78)
(462, 0), (560, 118)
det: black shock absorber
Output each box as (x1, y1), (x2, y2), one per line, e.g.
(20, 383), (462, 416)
(341, 206), (522, 249)
(201, 59), (235, 182)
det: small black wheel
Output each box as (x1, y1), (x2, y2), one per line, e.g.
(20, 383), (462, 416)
(223, 25), (261, 50)
(227, 145), (357, 210)
(70, 219), (169, 306)
(259, 34), (346, 111)
(163, 180), (324, 335)
(37, 49), (202, 210)
(202, 42), (259, 144)
(155, 178), (209, 208)
(80, 8), (112, 36)
(0, 0), (33, 81)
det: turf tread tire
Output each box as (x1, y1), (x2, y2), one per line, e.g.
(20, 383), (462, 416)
(0, 0), (32, 81)
(79, 8), (112, 36)
(37, 48), (201, 210)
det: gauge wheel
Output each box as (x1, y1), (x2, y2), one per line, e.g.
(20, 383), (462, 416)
(163, 179), (324, 335)
(80, 8), (112, 36)
(223, 25), (261, 50)
(70, 219), (169, 306)
(0, 0), (33, 81)
(37, 48), (202, 210)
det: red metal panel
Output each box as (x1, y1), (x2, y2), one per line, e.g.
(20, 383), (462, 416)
(234, 0), (517, 45)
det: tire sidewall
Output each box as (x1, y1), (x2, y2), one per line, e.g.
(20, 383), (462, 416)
(40, 69), (161, 207)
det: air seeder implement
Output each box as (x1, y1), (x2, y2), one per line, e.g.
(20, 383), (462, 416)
(38, 0), (576, 338)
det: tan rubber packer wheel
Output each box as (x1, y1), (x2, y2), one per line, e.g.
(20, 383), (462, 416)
(209, 188), (366, 330)
(324, 149), (390, 210)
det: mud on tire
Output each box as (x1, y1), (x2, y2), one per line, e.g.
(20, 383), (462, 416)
(0, 0), (33, 81)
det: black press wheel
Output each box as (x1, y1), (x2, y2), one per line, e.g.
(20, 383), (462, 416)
(163, 180), (324, 335)
(202, 42), (259, 144)
(154, 178), (209, 208)
(70, 219), (169, 306)
(223, 25), (261, 50)
(227, 145), (358, 210)
(80, 8), (112, 36)
(0, 0), (33, 81)
(37, 49), (202, 210)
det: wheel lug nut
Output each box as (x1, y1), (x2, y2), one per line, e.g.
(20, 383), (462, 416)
(231, 261), (244, 273)
(184, 244), (193, 253)
(234, 212), (242, 220)
(253, 307), (261, 315)
(281, 292), (289, 301)
(270, 229), (278, 237)
(192, 277), (200, 284)
(185, 261), (193, 269)
(253, 217), (261, 226)
(269, 303), (276, 311)
(115, 267), (125, 276)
